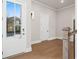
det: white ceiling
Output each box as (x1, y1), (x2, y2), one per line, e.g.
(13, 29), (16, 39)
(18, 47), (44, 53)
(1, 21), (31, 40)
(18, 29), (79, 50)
(33, 0), (75, 9)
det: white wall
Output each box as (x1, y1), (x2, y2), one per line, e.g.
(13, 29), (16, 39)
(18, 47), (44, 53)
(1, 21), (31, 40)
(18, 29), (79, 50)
(49, 10), (56, 38)
(56, 5), (75, 41)
(31, 1), (56, 44)
(31, 1), (75, 42)
(31, 2), (40, 43)
(2, 0), (32, 58)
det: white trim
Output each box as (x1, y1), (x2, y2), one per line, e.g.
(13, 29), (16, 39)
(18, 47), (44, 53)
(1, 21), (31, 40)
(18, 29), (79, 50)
(55, 37), (63, 40)
(25, 47), (32, 53)
(32, 0), (75, 11)
(32, 0), (56, 11)
(3, 47), (32, 59)
(31, 39), (43, 44)
(48, 37), (57, 40)
(31, 37), (58, 44)
(56, 4), (75, 11)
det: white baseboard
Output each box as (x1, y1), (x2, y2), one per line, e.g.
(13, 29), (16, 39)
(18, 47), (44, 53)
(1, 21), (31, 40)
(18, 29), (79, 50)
(31, 39), (43, 44)
(25, 47), (32, 53)
(55, 37), (63, 40)
(48, 37), (57, 40)
(3, 47), (32, 59)
(56, 37), (75, 42)
(31, 37), (68, 44)
(31, 37), (58, 44)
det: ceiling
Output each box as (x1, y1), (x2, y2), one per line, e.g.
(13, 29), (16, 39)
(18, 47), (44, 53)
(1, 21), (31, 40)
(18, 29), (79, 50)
(33, 0), (75, 9)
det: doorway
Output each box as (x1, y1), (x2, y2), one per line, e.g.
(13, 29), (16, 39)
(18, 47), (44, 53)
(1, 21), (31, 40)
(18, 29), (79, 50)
(2, 0), (27, 58)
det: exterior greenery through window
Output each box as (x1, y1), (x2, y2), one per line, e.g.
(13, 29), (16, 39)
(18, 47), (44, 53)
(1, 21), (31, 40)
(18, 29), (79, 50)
(7, 1), (21, 36)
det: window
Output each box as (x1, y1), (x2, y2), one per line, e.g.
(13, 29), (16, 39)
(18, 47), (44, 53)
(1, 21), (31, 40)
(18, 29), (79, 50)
(6, 1), (21, 37)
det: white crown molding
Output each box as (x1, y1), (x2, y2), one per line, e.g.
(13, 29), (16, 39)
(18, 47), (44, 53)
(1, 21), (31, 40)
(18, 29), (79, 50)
(56, 4), (75, 11)
(32, 0), (75, 11)
(32, 0), (56, 11)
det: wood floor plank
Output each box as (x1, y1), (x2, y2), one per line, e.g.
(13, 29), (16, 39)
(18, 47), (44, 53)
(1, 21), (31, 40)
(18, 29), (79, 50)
(8, 39), (74, 59)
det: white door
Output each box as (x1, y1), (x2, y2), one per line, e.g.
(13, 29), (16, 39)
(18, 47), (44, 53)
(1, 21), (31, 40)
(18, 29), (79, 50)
(2, 0), (26, 58)
(40, 12), (49, 40)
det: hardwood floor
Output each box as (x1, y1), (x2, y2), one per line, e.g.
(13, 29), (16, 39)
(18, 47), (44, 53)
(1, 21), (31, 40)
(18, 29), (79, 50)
(69, 41), (74, 59)
(8, 39), (74, 59)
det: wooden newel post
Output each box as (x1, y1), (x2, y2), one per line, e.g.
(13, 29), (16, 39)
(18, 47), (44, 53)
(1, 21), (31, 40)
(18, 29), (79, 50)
(63, 20), (76, 59)
(62, 27), (71, 59)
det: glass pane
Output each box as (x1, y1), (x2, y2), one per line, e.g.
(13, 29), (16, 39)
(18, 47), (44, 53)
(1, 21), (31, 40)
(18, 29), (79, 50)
(15, 4), (21, 34)
(7, 0), (13, 2)
(6, 2), (14, 36)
